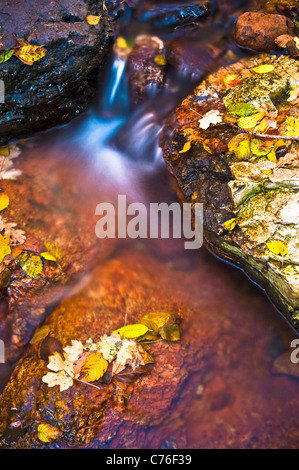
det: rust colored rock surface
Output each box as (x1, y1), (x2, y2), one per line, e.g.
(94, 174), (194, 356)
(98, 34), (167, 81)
(233, 11), (294, 51)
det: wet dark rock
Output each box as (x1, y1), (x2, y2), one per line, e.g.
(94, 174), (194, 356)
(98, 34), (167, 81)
(0, 0), (117, 146)
(233, 11), (295, 51)
(127, 35), (165, 106)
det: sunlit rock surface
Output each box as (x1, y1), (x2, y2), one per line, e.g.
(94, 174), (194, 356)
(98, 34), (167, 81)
(1, 247), (299, 449)
(162, 54), (299, 332)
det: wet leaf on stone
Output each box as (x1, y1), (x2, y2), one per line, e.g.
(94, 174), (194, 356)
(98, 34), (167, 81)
(250, 139), (273, 157)
(37, 423), (62, 443)
(235, 139), (252, 160)
(0, 49), (14, 64)
(198, 110), (222, 130)
(237, 112), (265, 130)
(266, 240), (288, 257)
(113, 323), (148, 339)
(14, 43), (47, 66)
(179, 141), (191, 153)
(252, 64), (274, 74)
(154, 54), (166, 65)
(80, 352), (108, 382)
(86, 15), (100, 25)
(40, 251), (57, 262)
(19, 253), (43, 279)
(285, 116), (299, 137)
(222, 218), (237, 231)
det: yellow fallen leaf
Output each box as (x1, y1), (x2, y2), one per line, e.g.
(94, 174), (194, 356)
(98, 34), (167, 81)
(80, 352), (108, 382)
(37, 424), (62, 443)
(113, 323), (148, 339)
(179, 141), (191, 153)
(266, 240), (288, 257)
(40, 251), (57, 262)
(86, 15), (100, 25)
(237, 112), (265, 130)
(30, 325), (51, 345)
(0, 146), (9, 156)
(0, 233), (11, 264)
(140, 311), (180, 329)
(252, 64), (274, 74)
(14, 44), (47, 66)
(154, 54), (166, 65)
(45, 242), (62, 263)
(0, 193), (9, 211)
(116, 36), (129, 49)
(222, 218), (237, 231)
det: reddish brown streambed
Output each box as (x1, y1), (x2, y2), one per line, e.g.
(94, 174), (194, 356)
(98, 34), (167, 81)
(0, 127), (299, 449)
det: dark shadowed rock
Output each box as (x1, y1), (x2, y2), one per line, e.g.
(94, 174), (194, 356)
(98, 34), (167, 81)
(0, 0), (117, 146)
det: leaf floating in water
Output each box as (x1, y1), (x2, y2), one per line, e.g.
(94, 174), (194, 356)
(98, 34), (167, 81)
(20, 253), (43, 279)
(0, 193), (9, 211)
(0, 49), (14, 64)
(80, 352), (108, 382)
(14, 41), (47, 66)
(222, 218), (237, 231)
(251, 64), (275, 74)
(37, 423), (62, 443)
(179, 141), (191, 154)
(86, 15), (100, 25)
(266, 240), (288, 257)
(113, 323), (149, 339)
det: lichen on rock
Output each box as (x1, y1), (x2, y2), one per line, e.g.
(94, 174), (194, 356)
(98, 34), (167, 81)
(162, 53), (299, 331)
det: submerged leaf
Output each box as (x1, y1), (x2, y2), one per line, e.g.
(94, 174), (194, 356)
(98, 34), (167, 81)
(40, 251), (57, 262)
(30, 325), (51, 345)
(45, 242), (62, 263)
(37, 424), (62, 443)
(20, 253), (43, 279)
(235, 139), (252, 160)
(140, 311), (180, 329)
(159, 323), (180, 341)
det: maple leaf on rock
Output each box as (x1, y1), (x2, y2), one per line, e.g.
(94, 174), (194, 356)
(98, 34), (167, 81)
(198, 110), (222, 130)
